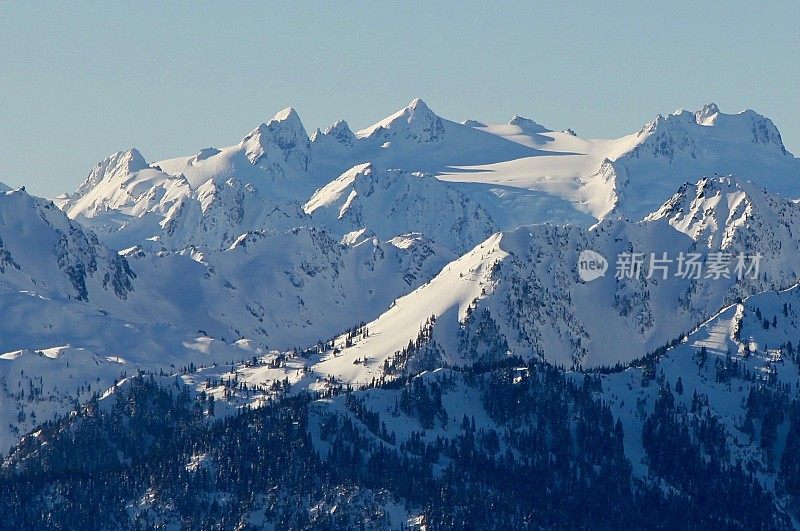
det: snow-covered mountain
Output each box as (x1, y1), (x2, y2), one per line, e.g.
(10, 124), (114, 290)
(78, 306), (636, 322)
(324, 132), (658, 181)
(3, 99), (800, 526)
(441, 102), (799, 220)
(647, 176), (800, 275)
(8, 283), (799, 528)
(0, 186), (135, 302)
(8, 100), (800, 392)
(0, 171), (466, 451)
(125, 225), (456, 347)
(57, 102), (525, 252)
(58, 100), (798, 256)
(4, 97), (800, 528)
(303, 163), (496, 254)
(315, 176), (800, 379)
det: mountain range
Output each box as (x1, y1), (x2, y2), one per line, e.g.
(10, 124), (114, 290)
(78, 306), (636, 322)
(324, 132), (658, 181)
(2, 100), (800, 528)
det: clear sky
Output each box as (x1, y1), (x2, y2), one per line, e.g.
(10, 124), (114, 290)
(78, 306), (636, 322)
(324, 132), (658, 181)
(1, 1), (798, 197)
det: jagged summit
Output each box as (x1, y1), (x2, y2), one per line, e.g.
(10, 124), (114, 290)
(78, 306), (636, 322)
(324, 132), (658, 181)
(58, 147), (185, 225)
(244, 106), (309, 141)
(646, 174), (800, 253)
(508, 115), (550, 134)
(69, 148), (158, 202)
(637, 103), (789, 157)
(120, 147), (149, 170)
(96, 148), (148, 172)
(311, 119), (356, 147)
(303, 162), (373, 215)
(326, 119), (353, 133)
(240, 106), (311, 170)
(356, 98), (445, 143)
(405, 97), (430, 113)
(188, 147), (221, 165)
(694, 102), (721, 124)
(61, 99), (798, 249)
(647, 174), (765, 224)
(270, 106), (301, 123)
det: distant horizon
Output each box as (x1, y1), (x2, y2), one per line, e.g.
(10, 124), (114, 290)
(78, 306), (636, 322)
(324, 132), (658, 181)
(2, 1), (798, 197)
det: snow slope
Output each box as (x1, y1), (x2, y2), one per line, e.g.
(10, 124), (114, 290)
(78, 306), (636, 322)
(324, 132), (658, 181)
(0, 187), (135, 303)
(440, 103), (799, 220)
(125, 226), (456, 348)
(303, 163), (496, 253)
(316, 176), (800, 379)
(599, 284), (800, 483)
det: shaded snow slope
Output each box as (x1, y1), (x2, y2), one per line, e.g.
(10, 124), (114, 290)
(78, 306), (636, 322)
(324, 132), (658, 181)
(0, 187), (135, 302)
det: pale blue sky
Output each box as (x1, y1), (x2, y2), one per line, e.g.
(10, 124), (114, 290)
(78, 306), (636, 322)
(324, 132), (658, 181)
(1, 1), (798, 197)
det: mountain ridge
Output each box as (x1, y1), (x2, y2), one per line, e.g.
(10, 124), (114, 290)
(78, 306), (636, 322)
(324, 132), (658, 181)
(2, 101), (800, 527)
